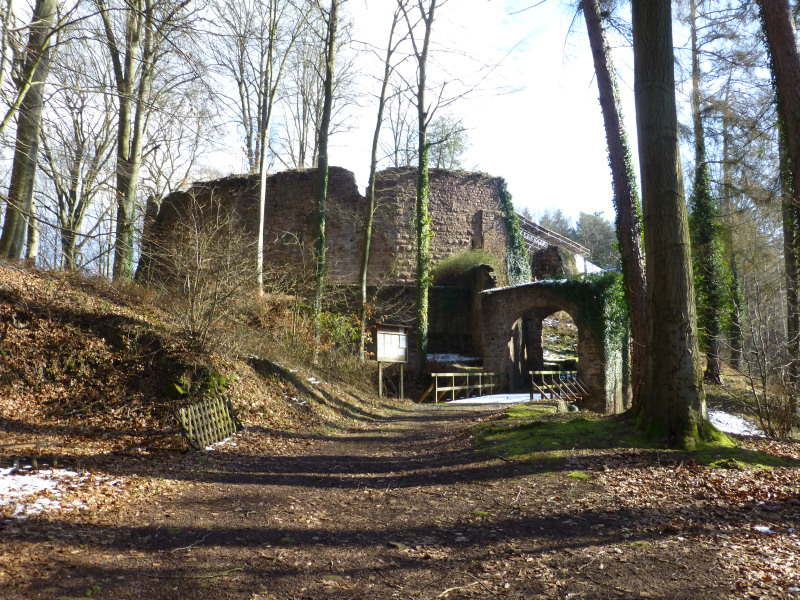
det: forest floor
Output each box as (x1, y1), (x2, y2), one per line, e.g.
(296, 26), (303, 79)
(1, 263), (800, 599)
(2, 401), (800, 600)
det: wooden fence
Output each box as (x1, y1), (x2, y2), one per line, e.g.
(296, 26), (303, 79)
(418, 371), (508, 403)
(177, 396), (242, 450)
(529, 370), (590, 402)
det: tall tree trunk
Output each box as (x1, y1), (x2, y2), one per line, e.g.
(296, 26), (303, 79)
(255, 0), (306, 294)
(781, 142), (799, 384)
(581, 0), (646, 406)
(100, 0), (160, 281)
(759, 0), (800, 417)
(632, 0), (707, 443)
(256, 0), (277, 295)
(25, 195), (39, 262)
(0, 0), (57, 260)
(100, 0), (142, 280)
(688, 0), (723, 385)
(312, 0), (338, 362)
(760, 1), (800, 207)
(720, 109), (742, 369)
(410, 0), (437, 378)
(358, 8), (402, 360)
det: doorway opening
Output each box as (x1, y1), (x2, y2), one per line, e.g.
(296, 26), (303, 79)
(542, 310), (578, 370)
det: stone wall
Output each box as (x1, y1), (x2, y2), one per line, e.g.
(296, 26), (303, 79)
(144, 166), (514, 288)
(478, 281), (631, 414)
(370, 168), (510, 285)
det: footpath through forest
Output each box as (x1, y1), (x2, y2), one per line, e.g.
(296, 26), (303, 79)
(2, 402), (800, 599)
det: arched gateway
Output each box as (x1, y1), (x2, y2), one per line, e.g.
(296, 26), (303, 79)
(479, 277), (630, 413)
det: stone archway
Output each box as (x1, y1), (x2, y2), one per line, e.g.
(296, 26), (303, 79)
(479, 281), (629, 413)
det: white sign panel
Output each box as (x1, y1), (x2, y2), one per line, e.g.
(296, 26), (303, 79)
(377, 329), (408, 363)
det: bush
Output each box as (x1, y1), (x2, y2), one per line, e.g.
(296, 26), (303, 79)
(151, 192), (257, 350)
(431, 249), (498, 286)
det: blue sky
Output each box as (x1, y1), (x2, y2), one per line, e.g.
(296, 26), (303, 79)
(334, 0), (639, 224)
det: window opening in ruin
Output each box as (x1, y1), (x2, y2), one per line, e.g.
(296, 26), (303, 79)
(541, 310), (578, 370)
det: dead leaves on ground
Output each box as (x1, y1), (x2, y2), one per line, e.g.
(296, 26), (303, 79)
(590, 445), (800, 598)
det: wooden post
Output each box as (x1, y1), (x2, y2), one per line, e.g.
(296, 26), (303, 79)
(379, 362), (384, 397)
(400, 364), (404, 400)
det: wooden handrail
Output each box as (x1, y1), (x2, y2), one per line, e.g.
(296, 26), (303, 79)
(529, 370), (590, 401)
(426, 371), (508, 403)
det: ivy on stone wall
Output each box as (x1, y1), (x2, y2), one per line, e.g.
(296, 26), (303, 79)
(498, 179), (532, 285)
(537, 271), (627, 360)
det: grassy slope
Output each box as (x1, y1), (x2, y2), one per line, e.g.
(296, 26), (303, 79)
(473, 403), (800, 468)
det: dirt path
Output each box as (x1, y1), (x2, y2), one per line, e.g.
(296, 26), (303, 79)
(1, 404), (749, 599)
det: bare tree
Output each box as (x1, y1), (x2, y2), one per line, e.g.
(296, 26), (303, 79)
(38, 38), (117, 271)
(271, 9), (356, 170)
(357, 4), (406, 359)
(94, 0), (198, 280)
(207, 0), (311, 295)
(0, 0), (58, 261)
(152, 190), (256, 349)
(381, 81), (417, 167)
(253, 0), (310, 294)
(312, 0), (339, 362)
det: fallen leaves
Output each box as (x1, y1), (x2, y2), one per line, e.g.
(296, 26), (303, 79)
(591, 448), (800, 598)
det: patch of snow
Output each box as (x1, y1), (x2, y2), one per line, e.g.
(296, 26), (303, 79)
(204, 432), (242, 451)
(753, 525), (776, 535)
(484, 280), (565, 294)
(428, 354), (481, 363)
(448, 393), (531, 405)
(708, 409), (763, 437)
(575, 254), (603, 275)
(0, 468), (89, 519)
(0, 467), (59, 504)
(307, 376), (324, 385)
(285, 395), (308, 408)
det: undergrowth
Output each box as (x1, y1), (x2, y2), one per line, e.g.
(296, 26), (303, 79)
(0, 262), (395, 448)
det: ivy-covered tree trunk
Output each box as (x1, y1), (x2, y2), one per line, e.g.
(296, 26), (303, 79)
(415, 132), (431, 377)
(312, 0), (338, 362)
(632, 0), (708, 444)
(581, 0), (647, 405)
(0, 0), (57, 260)
(688, 0), (725, 385)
